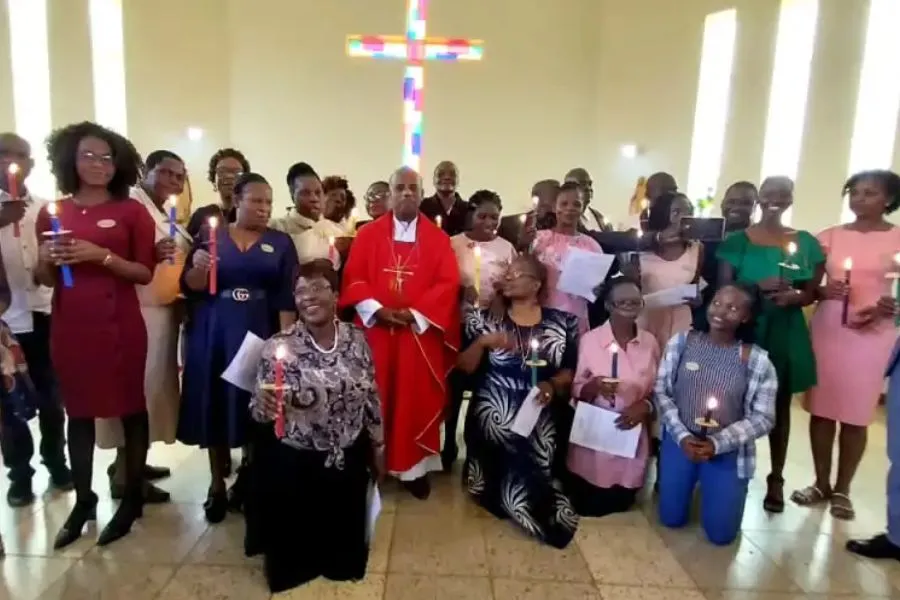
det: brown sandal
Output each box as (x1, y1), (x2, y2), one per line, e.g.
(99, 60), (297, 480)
(790, 485), (830, 506)
(830, 493), (855, 520)
(764, 474), (785, 513)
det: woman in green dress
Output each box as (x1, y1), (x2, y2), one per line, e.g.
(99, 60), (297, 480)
(717, 176), (825, 513)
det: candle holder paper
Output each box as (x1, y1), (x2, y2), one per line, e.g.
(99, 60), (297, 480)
(524, 358), (547, 368)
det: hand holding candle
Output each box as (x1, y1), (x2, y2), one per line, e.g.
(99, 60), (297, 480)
(207, 216), (218, 294)
(841, 257), (852, 326)
(273, 344), (286, 439)
(696, 396), (719, 437)
(6, 164), (21, 238)
(45, 200), (74, 288)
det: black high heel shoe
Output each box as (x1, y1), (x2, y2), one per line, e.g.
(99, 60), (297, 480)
(97, 492), (144, 547)
(53, 493), (98, 550)
(204, 489), (228, 524)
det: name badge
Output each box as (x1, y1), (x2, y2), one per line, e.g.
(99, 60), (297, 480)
(260, 243), (274, 253)
(685, 361), (700, 372)
(97, 219), (116, 229)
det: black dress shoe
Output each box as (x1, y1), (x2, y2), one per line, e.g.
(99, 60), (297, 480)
(143, 464), (171, 481)
(48, 465), (74, 492)
(111, 481), (170, 504)
(53, 494), (98, 550)
(97, 496), (143, 547)
(402, 476), (431, 500)
(204, 490), (228, 524)
(846, 533), (900, 560)
(7, 480), (35, 508)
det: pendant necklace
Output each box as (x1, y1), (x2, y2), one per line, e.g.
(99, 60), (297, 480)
(513, 323), (536, 370)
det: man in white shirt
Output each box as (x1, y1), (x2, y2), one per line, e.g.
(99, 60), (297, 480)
(0, 133), (72, 507)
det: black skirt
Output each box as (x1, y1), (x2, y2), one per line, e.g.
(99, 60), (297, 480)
(565, 472), (638, 518)
(244, 426), (371, 593)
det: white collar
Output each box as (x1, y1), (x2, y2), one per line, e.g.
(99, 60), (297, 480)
(393, 214), (418, 242)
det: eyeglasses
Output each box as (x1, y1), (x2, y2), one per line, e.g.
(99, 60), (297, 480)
(215, 167), (243, 178)
(78, 151), (113, 165)
(506, 270), (539, 281)
(296, 282), (333, 296)
(610, 298), (643, 309)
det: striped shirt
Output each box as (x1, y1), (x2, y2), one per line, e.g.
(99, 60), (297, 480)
(654, 331), (777, 479)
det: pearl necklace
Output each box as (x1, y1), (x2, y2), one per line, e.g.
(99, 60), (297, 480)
(308, 321), (339, 354)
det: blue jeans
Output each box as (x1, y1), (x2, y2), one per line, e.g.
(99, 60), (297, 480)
(887, 361), (900, 546)
(658, 433), (748, 545)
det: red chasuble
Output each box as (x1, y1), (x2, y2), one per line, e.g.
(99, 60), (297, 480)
(340, 213), (460, 475)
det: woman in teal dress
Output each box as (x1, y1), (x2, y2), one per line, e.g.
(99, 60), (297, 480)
(717, 176), (825, 513)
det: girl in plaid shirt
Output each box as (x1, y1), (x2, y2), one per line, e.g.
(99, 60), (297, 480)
(654, 283), (777, 545)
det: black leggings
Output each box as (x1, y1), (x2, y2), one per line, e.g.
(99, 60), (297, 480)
(68, 412), (149, 502)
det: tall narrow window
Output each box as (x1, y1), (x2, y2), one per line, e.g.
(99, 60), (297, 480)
(759, 0), (820, 225)
(685, 9), (738, 209)
(88, 0), (127, 134)
(6, 0), (54, 198)
(841, 0), (900, 223)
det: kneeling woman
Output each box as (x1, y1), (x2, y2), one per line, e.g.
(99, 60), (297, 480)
(247, 263), (384, 592)
(568, 277), (660, 516)
(458, 253), (580, 548)
(655, 284), (777, 545)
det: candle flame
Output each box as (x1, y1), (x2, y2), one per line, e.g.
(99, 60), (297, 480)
(350, 207), (359, 220)
(473, 245), (482, 258)
(7, 163), (19, 175)
(436, 215), (442, 228)
(47, 200), (57, 216)
(274, 344), (287, 360)
(843, 257), (853, 270)
(208, 216), (218, 229)
(609, 342), (619, 354)
(635, 227), (641, 239)
(328, 235), (335, 246)
(893, 252), (900, 266)
(167, 194), (177, 210)
(707, 396), (718, 410)
(529, 338), (539, 350)
(531, 195), (539, 207)
(786, 241), (797, 255)
(519, 213), (527, 224)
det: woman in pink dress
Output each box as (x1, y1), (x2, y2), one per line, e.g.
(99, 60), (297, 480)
(636, 192), (701, 349)
(532, 181), (603, 334)
(444, 190), (517, 469)
(792, 170), (900, 520)
(568, 277), (660, 516)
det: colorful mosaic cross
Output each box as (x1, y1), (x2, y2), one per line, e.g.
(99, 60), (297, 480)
(346, 0), (484, 172)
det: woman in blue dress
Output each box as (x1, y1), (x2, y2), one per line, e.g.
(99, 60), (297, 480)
(458, 253), (580, 548)
(179, 172), (299, 523)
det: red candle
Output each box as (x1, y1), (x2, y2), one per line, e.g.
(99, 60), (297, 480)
(6, 164), (20, 238)
(274, 344), (286, 439)
(208, 216), (218, 295)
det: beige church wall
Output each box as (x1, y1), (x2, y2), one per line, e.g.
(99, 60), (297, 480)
(0, 3), (14, 133)
(47, 0), (93, 132)
(224, 0), (599, 215)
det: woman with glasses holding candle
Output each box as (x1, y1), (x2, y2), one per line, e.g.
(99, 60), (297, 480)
(717, 176), (824, 514)
(246, 262), (383, 592)
(444, 190), (517, 469)
(655, 284), (777, 545)
(457, 253), (580, 548)
(531, 181), (604, 335)
(568, 277), (660, 516)
(186, 148), (250, 241)
(357, 181), (389, 229)
(792, 169), (900, 520)
(178, 172), (299, 523)
(34, 122), (157, 549)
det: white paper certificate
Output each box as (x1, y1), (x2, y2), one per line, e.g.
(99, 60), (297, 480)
(556, 248), (615, 302)
(510, 387), (545, 438)
(569, 402), (641, 459)
(220, 331), (266, 392)
(643, 283), (700, 309)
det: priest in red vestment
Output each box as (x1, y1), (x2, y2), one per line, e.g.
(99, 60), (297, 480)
(339, 167), (461, 499)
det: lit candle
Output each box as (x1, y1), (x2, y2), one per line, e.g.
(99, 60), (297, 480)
(780, 241), (797, 281)
(46, 200), (74, 288)
(519, 213), (527, 225)
(436, 215), (443, 230)
(841, 257), (852, 326)
(472, 244), (482, 303)
(6, 164), (20, 237)
(207, 216), (218, 295)
(349, 207), (359, 236)
(529, 338), (539, 388)
(167, 195), (177, 264)
(327, 235), (337, 266)
(609, 342), (619, 378)
(700, 396), (718, 437)
(274, 344), (286, 439)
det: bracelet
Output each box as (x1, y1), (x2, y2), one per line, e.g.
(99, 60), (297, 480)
(101, 252), (113, 267)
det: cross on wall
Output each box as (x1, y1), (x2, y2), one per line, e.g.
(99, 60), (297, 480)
(346, 0), (484, 172)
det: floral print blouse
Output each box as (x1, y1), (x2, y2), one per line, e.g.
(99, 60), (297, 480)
(251, 321), (384, 469)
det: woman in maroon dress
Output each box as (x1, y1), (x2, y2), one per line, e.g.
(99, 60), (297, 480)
(34, 122), (156, 549)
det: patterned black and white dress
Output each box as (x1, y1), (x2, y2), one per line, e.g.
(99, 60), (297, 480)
(462, 307), (580, 548)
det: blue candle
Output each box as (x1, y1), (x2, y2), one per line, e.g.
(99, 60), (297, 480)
(167, 196), (177, 264)
(46, 201), (74, 288)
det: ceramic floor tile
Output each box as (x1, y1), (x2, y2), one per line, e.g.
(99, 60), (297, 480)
(0, 556), (75, 600)
(595, 585), (706, 600)
(183, 517), (259, 566)
(576, 523), (695, 588)
(85, 503), (208, 564)
(368, 511), (395, 573)
(482, 519), (592, 582)
(388, 513), (487, 576)
(34, 558), (175, 600)
(274, 575), (386, 600)
(154, 564), (270, 599)
(492, 578), (602, 600)
(6, 495), (109, 559)
(395, 476), (489, 518)
(384, 574), (491, 599)
(701, 592), (809, 600)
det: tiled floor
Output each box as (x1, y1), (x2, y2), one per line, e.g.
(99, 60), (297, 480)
(0, 405), (897, 599)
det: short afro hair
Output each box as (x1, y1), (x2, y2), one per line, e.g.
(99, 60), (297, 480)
(46, 121), (141, 198)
